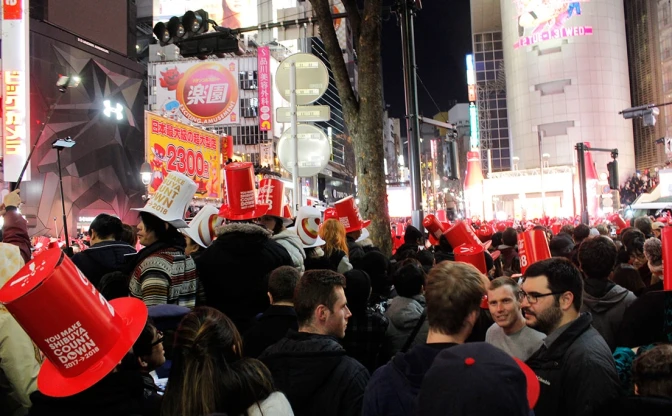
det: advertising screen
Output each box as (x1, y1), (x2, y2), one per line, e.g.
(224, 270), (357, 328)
(145, 112), (222, 199)
(513, 0), (592, 49)
(154, 0), (258, 29)
(155, 59), (240, 125)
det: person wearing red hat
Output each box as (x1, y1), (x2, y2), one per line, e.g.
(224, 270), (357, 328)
(521, 258), (621, 416)
(333, 196), (369, 263)
(363, 261), (487, 416)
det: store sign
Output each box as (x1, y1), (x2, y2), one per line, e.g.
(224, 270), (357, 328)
(469, 103), (479, 150)
(466, 54), (477, 102)
(513, 0), (592, 49)
(2, 0), (30, 182)
(145, 112), (222, 199)
(155, 59), (239, 125)
(257, 46), (273, 132)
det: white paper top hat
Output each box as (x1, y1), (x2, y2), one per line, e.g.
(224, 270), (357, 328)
(132, 172), (197, 229)
(289, 206), (325, 249)
(181, 205), (223, 248)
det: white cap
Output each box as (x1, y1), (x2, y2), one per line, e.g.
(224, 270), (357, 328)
(181, 205), (223, 248)
(290, 206), (325, 248)
(132, 172), (197, 228)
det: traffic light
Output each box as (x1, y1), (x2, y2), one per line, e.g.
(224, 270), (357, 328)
(177, 31), (245, 59)
(153, 10), (209, 46)
(620, 104), (660, 127)
(607, 159), (619, 190)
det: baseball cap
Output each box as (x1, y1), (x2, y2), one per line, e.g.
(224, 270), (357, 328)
(417, 343), (539, 415)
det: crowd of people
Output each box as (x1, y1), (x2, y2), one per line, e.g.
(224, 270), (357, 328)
(0, 166), (671, 416)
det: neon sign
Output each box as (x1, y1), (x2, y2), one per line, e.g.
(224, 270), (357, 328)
(2, 0), (30, 182)
(469, 103), (480, 150)
(513, 0), (593, 49)
(466, 54), (477, 102)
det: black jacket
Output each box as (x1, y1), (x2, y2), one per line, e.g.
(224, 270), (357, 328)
(525, 313), (622, 416)
(362, 343), (458, 416)
(243, 305), (298, 358)
(71, 241), (136, 287)
(28, 371), (154, 416)
(617, 290), (668, 348)
(347, 236), (366, 263)
(259, 330), (370, 416)
(596, 395), (672, 416)
(196, 223), (292, 333)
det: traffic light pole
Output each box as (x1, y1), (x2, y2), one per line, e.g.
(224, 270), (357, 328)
(575, 143), (618, 224)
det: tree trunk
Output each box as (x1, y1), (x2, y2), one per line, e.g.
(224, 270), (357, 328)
(308, 0), (392, 255)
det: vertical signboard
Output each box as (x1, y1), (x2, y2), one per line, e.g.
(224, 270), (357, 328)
(466, 54), (476, 103)
(257, 46), (273, 132)
(2, 0), (30, 182)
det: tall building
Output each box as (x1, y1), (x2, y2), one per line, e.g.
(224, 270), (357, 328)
(625, 0), (666, 169)
(470, 1), (512, 173)
(657, 0), (672, 148)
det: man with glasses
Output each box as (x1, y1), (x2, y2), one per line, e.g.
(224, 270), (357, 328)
(521, 258), (621, 416)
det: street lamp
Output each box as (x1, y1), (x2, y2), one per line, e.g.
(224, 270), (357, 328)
(52, 137), (76, 253)
(140, 162), (152, 200)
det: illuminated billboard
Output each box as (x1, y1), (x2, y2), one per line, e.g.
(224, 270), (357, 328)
(469, 103), (479, 150)
(154, 0), (258, 29)
(466, 54), (476, 103)
(513, 0), (592, 49)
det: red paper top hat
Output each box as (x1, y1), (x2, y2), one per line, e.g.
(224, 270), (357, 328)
(219, 162), (269, 221)
(323, 207), (338, 222)
(444, 221), (492, 251)
(495, 222), (507, 233)
(424, 214), (447, 246)
(257, 177), (292, 226)
(518, 229), (551, 274)
(475, 224), (494, 243)
(0, 248), (147, 397)
(607, 213), (628, 235)
(454, 244), (487, 275)
(334, 195), (370, 233)
(436, 209), (447, 222)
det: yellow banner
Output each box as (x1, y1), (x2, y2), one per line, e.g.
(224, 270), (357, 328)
(145, 112), (222, 199)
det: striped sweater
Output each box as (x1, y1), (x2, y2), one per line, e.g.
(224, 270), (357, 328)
(129, 247), (204, 309)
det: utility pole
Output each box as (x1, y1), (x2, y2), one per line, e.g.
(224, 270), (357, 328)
(399, 0), (424, 230)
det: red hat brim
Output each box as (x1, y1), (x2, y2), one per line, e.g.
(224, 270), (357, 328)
(37, 297), (148, 397)
(513, 357), (541, 409)
(218, 204), (270, 221)
(345, 219), (371, 234)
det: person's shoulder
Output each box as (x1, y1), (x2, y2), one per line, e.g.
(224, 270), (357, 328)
(568, 326), (613, 361)
(520, 325), (546, 340)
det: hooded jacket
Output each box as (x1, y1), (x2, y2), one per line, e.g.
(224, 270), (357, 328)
(258, 330), (369, 416)
(362, 343), (458, 416)
(196, 223), (292, 333)
(71, 241), (136, 287)
(580, 279), (636, 351)
(384, 295), (429, 357)
(525, 313), (621, 416)
(272, 229), (306, 273)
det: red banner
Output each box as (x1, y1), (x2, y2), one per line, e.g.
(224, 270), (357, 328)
(3, 0), (22, 20)
(257, 46), (273, 132)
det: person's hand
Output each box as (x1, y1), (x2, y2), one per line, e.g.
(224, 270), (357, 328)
(3, 190), (21, 208)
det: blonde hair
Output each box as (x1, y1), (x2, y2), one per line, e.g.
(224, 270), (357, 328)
(319, 219), (349, 257)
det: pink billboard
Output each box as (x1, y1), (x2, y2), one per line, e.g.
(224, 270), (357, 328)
(257, 46), (273, 132)
(513, 0), (592, 49)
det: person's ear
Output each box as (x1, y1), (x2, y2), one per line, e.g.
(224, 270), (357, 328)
(559, 291), (574, 311)
(136, 356), (148, 369)
(634, 383), (639, 396)
(267, 292), (274, 305)
(316, 304), (329, 323)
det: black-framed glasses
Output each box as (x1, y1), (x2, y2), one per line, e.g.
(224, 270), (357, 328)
(150, 330), (164, 347)
(517, 290), (565, 304)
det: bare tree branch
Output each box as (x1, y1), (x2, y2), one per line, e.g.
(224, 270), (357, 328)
(308, 0), (360, 128)
(341, 0), (361, 53)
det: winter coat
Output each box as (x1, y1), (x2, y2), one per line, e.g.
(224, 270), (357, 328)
(347, 236), (366, 263)
(595, 395), (672, 416)
(71, 241), (136, 287)
(128, 239), (204, 309)
(384, 295), (429, 358)
(272, 229), (305, 273)
(243, 305), (298, 358)
(580, 279), (636, 351)
(196, 223), (292, 333)
(2, 207), (31, 263)
(247, 392), (294, 416)
(0, 308), (40, 416)
(28, 371), (154, 416)
(362, 343), (458, 416)
(259, 330), (369, 416)
(617, 290), (668, 348)
(525, 313), (621, 416)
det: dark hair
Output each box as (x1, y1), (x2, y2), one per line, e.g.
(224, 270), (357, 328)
(393, 261), (426, 298)
(139, 212), (183, 243)
(90, 213), (123, 240)
(99, 271), (130, 299)
(634, 216), (653, 236)
(343, 269), (371, 314)
(121, 223), (137, 246)
(416, 250), (435, 268)
(268, 266), (299, 303)
(356, 250), (391, 297)
(488, 276), (519, 293)
(162, 307), (274, 416)
(425, 261), (485, 335)
(612, 264), (645, 295)
(523, 257), (583, 311)
(262, 215), (284, 235)
(491, 232), (503, 248)
(502, 228), (518, 247)
(120, 320), (158, 371)
(560, 224), (575, 236)
(293, 270), (346, 326)
(621, 228), (646, 257)
(573, 224), (590, 243)
(632, 344), (672, 398)
(578, 236), (617, 280)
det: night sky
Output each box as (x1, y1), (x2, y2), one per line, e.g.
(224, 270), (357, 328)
(381, 0), (472, 118)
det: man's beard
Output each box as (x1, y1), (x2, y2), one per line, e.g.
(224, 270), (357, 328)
(524, 303), (562, 335)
